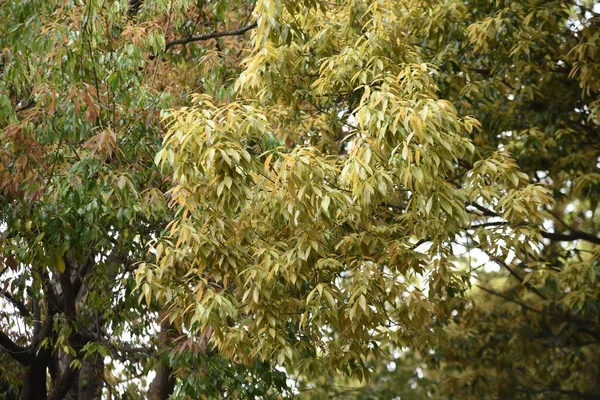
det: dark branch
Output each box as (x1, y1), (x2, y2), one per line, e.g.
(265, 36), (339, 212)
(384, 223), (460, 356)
(0, 331), (30, 365)
(165, 22), (257, 50)
(40, 267), (60, 314)
(0, 291), (30, 318)
(477, 285), (546, 316)
(467, 203), (499, 217)
(128, 0), (145, 17)
(540, 229), (600, 245)
(516, 386), (600, 400)
(469, 221), (509, 229)
(477, 285), (600, 335)
(490, 257), (548, 300)
(32, 315), (55, 348)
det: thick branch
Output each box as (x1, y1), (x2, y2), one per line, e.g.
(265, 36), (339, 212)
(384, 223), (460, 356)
(0, 330), (30, 365)
(59, 268), (76, 320)
(165, 22), (257, 50)
(148, 311), (175, 400)
(39, 267), (60, 314)
(540, 229), (600, 245)
(32, 315), (55, 348)
(72, 254), (95, 296)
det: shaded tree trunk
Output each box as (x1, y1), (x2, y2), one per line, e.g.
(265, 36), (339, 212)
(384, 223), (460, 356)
(21, 361), (48, 400)
(148, 364), (175, 400)
(76, 352), (104, 400)
(147, 312), (175, 400)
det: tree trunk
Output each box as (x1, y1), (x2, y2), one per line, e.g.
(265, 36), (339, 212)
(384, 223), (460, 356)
(21, 362), (48, 400)
(77, 353), (104, 400)
(147, 364), (175, 400)
(147, 312), (175, 400)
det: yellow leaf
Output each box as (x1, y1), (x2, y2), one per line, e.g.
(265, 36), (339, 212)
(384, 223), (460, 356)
(57, 255), (66, 274)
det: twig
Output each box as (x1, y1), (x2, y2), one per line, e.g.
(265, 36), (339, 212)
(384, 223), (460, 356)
(477, 285), (545, 315)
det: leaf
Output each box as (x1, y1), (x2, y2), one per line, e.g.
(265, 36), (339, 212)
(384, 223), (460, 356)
(322, 195), (331, 213)
(56, 255), (66, 274)
(358, 295), (367, 312)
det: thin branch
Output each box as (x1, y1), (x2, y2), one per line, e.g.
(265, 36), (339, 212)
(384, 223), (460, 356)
(469, 221), (509, 229)
(15, 100), (34, 113)
(165, 21), (257, 50)
(515, 386), (600, 400)
(490, 257), (548, 300)
(467, 232), (547, 300)
(467, 203), (499, 217)
(0, 291), (30, 318)
(465, 202), (600, 244)
(127, 0), (145, 17)
(411, 238), (431, 250)
(477, 285), (600, 336)
(477, 285), (546, 315)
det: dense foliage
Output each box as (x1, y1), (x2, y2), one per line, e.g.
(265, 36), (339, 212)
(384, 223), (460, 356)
(0, 0), (272, 399)
(1, 0), (600, 399)
(146, 0), (600, 398)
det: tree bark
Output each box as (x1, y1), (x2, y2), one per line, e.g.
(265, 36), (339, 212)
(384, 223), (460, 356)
(148, 364), (175, 400)
(21, 361), (48, 400)
(76, 350), (104, 399)
(147, 312), (175, 400)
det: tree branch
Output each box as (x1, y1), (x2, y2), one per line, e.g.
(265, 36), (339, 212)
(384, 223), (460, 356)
(477, 285), (600, 335)
(0, 330), (30, 365)
(516, 386), (600, 400)
(469, 221), (509, 229)
(477, 285), (546, 316)
(467, 203), (499, 217)
(0, 290), (30, 318)
(540, 229), (600, 245)
(165, 22), (257, 50)
(490, 257), (548, 300)
(128, 0), (145, 17)
(32, 314), (55, 348)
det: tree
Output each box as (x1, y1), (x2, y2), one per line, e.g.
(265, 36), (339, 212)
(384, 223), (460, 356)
(144, 0), (600, 398)
(3, 0), (600, 399)
(0, 0), (282, 399)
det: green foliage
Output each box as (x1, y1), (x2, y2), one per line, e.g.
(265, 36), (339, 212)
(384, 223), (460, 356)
(170, 349), (291, 399)
(0, 0), (276, 398)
